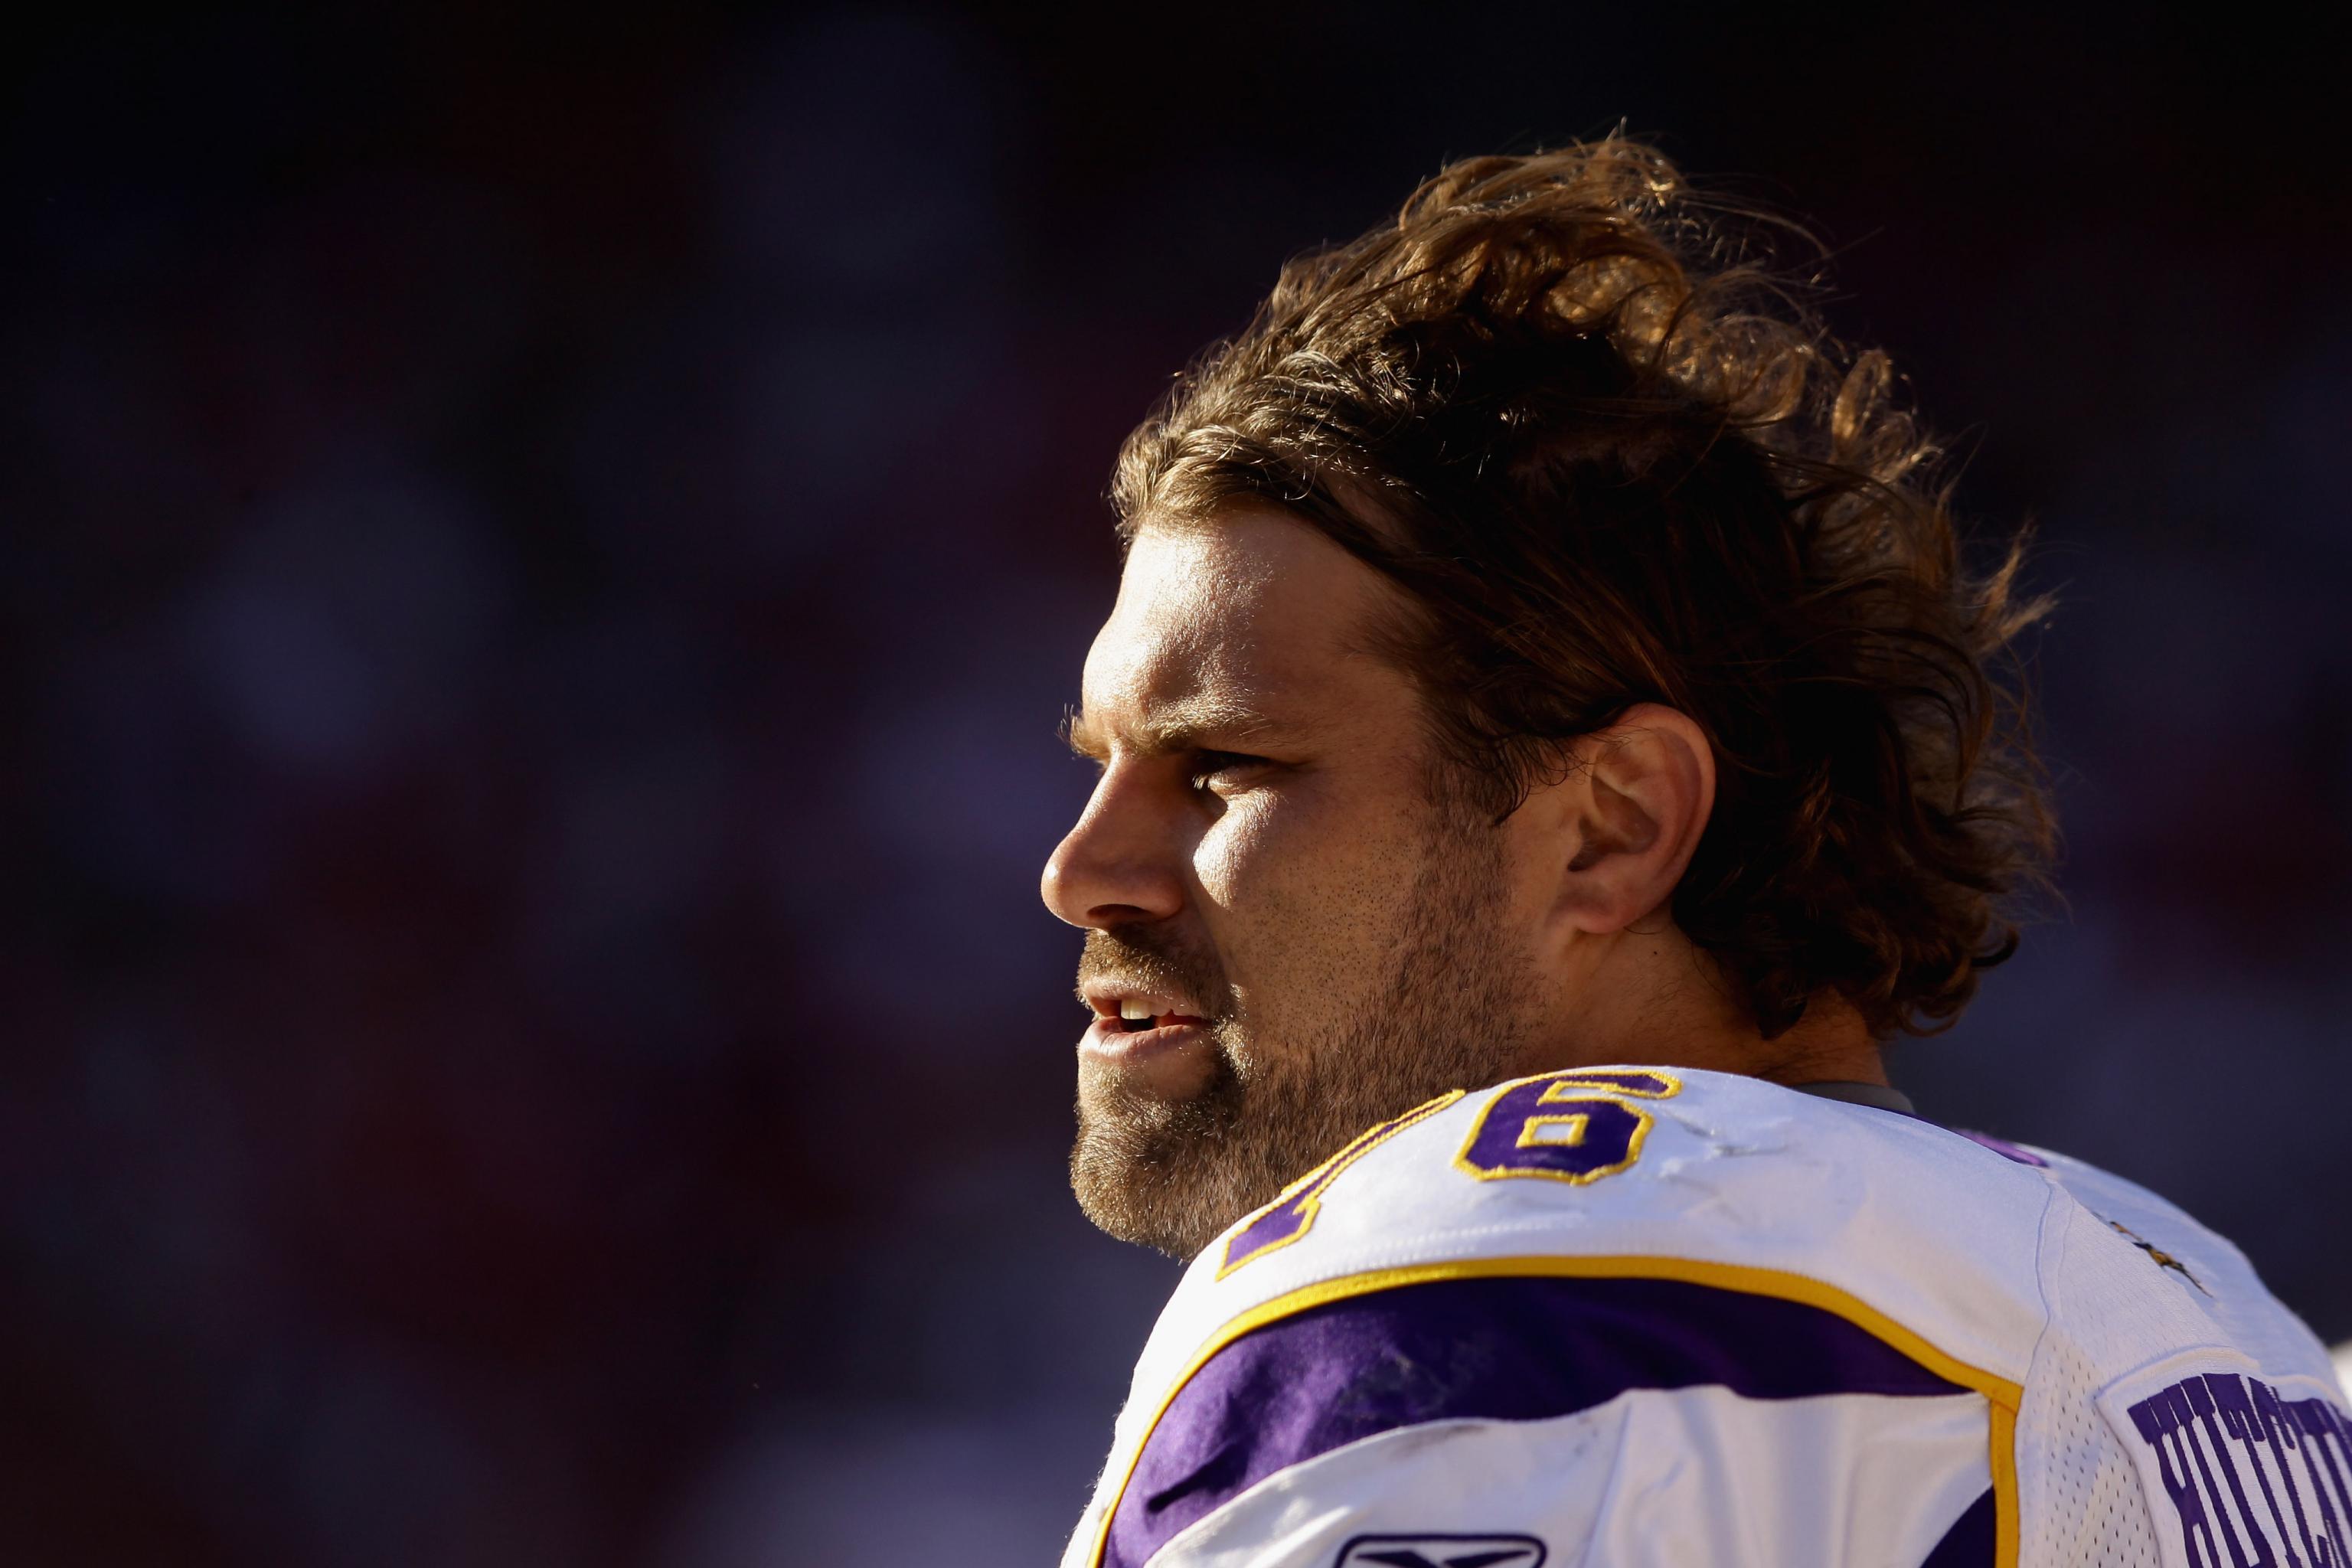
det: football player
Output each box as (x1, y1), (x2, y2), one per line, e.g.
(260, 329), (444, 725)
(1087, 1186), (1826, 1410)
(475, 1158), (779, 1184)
(1041, 139), (2350, 1568)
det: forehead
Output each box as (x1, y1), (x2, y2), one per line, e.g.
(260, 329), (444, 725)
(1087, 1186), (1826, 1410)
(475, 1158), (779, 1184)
(1079, 508), (1399, 741)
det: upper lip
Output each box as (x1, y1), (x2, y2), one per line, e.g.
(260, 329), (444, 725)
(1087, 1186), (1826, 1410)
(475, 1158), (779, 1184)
(1080, 982), (1209, 1021)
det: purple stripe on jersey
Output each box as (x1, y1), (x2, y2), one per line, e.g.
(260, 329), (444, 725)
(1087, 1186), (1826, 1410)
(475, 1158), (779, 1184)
(1919, 1486), (1996, 1567)
(1105, 1274), (1972, 1568)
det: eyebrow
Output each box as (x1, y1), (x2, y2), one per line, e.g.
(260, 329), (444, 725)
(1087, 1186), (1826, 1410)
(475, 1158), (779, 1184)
(1063, 696), (1304, 761)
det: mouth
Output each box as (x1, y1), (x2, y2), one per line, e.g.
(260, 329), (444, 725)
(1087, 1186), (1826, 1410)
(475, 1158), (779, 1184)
(1079, 978), (1214, 1031)
(1105, 998), (1212, 1033)
(1078, 985), (1217, 1067)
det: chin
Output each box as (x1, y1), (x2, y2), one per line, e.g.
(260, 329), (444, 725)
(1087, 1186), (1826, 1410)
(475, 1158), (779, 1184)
(1076, 1034), (1223, 1107)
(1070, 1073), (1268, 1260)
(1070, 1129), (1236, 1259)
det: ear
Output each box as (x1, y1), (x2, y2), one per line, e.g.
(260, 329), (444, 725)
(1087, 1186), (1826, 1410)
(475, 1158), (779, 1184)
(1529, 703), (1716, 936)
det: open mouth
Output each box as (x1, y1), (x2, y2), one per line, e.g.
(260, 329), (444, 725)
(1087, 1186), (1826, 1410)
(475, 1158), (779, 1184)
(1078, 986), (1220, 1076)
(1111, 1002), (1210, 1033)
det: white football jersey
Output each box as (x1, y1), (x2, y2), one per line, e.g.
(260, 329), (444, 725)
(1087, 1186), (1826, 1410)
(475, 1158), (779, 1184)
(1060, 1066), (2347, 1568)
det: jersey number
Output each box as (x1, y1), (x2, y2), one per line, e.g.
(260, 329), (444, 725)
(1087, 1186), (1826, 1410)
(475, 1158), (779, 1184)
(1218, 1069), (1682, 1276)
(1455, 1068), (1681, 1184)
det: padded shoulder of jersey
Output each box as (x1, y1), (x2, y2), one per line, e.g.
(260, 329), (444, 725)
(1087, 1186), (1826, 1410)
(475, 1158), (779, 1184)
(2023, 1142), (2252, 1268)
(1128, 1067), (2062, 1413)
(2021, 1138), (2342, 1388)
(1066, 1067), (2054, 1568)
(1099, 1266), (1994, 1568)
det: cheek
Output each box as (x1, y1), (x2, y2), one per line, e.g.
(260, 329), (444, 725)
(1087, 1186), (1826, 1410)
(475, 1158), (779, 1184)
(1190, 789), (1370, 913)
(1189, 800), (1283, 912)
(1191, 790), (1432, 985)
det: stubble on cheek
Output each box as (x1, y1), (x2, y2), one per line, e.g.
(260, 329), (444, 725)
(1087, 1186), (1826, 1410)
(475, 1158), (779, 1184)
(1067, 799), (1534, 1262)
(1066, 808), (1335, 1258)
(1067, 895), (1329, 1258)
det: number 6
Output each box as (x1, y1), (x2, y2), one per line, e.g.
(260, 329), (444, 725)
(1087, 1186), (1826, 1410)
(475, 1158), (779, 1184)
(1453, 1068), (1682, 1185)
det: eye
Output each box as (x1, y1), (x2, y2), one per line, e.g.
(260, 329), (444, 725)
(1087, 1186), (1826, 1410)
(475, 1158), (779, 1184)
(1187, 750), (1272, 794)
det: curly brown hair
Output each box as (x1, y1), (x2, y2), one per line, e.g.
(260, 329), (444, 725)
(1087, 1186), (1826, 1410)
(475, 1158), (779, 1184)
(1111, 136), (2053, 1041)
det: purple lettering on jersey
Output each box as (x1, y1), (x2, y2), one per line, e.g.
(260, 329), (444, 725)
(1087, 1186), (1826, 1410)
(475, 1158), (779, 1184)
(2211, 1374), (2316, 1566)
(2243, 1377), (2328, 1564)
(2126, 1372), (2352, 1568)
(1953, 1130), (2048, 1167)
(1452, 1069), (1681, 1187)
(2128, 1382), (2223, 1566)
(2291, 1399), (2352, 1547)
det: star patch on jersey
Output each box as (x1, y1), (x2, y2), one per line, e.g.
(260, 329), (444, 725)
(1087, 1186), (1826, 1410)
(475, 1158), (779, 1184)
(1332, 1534), (1547, 1568)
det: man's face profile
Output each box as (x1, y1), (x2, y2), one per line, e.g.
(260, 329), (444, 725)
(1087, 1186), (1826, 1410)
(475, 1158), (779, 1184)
(1042, 507), (1541, 1259)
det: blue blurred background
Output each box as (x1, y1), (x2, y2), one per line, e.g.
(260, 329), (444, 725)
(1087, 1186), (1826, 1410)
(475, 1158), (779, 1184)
(3, 6), (2347, 1563)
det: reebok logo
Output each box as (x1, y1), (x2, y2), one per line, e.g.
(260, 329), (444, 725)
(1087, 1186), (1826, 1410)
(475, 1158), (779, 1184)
(1333, 1534), (1547, 1568)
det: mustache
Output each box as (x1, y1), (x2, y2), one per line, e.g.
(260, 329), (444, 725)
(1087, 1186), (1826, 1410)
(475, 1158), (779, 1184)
(1076, 926), (1231, 1018)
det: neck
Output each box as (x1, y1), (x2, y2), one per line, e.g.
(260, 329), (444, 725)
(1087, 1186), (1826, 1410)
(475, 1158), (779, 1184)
(1521, 925), (1887, 1087)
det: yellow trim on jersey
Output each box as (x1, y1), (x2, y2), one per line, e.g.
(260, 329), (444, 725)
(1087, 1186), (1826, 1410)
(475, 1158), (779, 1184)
(1530, 1068), (1682, 1100)
(1086, 1254), (2024, 1568)
(1989, 1400), (2020, 1567)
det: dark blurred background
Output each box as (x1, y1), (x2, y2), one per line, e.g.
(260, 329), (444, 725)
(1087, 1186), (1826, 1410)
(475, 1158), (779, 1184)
(3, 5), (2347, 1564)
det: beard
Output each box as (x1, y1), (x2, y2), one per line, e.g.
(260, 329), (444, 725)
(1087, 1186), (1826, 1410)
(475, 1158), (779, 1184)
(1069, 806), (1536, 1260)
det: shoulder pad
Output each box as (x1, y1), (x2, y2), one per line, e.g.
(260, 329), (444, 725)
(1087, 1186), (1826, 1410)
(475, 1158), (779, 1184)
(1102, 1266), (1984, 1564)
(1126, 1067), (2055, 1433)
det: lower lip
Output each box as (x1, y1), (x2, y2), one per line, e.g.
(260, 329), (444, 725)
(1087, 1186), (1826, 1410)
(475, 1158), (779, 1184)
(1080, 1016), (1213, 1064)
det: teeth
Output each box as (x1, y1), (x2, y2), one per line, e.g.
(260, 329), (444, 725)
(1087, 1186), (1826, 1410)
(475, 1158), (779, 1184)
(1119, 999), (1155, 1022)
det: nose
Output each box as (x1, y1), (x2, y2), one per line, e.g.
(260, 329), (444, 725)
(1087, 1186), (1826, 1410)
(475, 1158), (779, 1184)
(1040, 764), (1187, 929)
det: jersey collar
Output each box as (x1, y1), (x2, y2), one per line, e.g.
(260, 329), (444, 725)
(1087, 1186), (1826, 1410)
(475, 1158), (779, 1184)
(1792, 1079), (1918, 1116)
